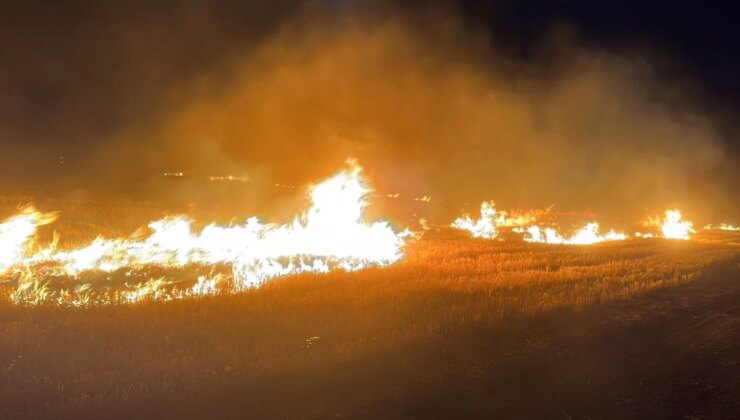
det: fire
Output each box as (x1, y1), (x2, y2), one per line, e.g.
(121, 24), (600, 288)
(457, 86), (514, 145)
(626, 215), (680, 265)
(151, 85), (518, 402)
(2, 161), (409, 306)
(0, 168), (716, 306)
(208, 175), (251, 183)
(452, 201), (497, 238)
(522, 223), (626, 245)
(451, 202), (708, 245)
(451, 201), (545, 239)
(646, 209), (695, 240)
(704, 223), (740, 231)
(0, 206), (56, 273)
(634, 232), (656, 238)
(452, 201), (627, 244)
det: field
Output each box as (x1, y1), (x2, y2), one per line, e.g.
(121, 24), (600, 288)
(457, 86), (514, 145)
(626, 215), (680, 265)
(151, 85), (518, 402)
(1, 197), (739, 418)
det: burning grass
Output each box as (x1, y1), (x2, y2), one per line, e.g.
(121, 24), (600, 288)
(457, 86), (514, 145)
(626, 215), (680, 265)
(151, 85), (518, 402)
(0, 163), (409, 305)
(0, 166), (738, 416)
(1, 224), (738, 417)
(0, 160), (735, 309)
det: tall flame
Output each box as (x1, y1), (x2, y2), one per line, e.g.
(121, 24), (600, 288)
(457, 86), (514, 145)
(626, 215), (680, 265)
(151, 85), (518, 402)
(2, 162), (408, 305)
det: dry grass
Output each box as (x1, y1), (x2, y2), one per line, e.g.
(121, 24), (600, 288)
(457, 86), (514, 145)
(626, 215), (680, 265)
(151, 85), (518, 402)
(0, 196), (738, 418)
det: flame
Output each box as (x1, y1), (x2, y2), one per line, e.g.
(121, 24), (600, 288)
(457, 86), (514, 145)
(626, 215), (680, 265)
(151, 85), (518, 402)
(634, 232), (656, 238)
(452, 201), (498, 238)
(522, 222), (626, 245)
(451, 201), (547, 239)
(0, 206), (56, 273)
(646, 209), (695, 240)
(3, 162), (408, 305)
(208, 175), (251, 183)
(451, 202), (703, 245)
(704, 223), (740, 231)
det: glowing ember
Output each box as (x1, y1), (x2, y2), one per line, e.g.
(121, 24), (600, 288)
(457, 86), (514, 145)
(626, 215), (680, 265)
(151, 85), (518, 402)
(2, 161), (409, 306)
(208, 175), (251, 183)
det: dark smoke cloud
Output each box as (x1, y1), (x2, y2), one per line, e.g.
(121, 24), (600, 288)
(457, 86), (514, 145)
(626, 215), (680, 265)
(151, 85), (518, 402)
(1, 1), (737, 224)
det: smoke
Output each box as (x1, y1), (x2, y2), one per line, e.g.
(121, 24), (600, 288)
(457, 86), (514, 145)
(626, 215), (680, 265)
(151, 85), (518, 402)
(2, 2), (737, 223)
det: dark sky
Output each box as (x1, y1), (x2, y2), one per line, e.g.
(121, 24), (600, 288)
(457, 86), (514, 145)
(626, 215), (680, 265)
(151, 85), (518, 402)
(0, 0), (737, 221)
(456, 0), (740, 143)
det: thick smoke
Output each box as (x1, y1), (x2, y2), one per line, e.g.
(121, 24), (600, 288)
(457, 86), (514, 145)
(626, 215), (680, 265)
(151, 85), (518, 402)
(1, 2), (736, 223)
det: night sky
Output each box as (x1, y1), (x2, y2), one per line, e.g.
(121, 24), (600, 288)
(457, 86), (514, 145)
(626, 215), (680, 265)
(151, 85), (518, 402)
(458, 0), (740, 145)
(0, 1), (737, 221)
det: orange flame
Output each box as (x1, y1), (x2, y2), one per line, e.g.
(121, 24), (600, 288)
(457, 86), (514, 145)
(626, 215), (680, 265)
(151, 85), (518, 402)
(0, 206), (56, 273)
(4, 161), (409, 305)
(703, 223), (739, 231)
(451, 201), (546, 239)
(522, 223), (627, 245)
(645, 209), (694, 240)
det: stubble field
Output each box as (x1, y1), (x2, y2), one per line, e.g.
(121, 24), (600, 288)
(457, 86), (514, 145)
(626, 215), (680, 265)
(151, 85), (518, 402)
(0, 197), (738, 418)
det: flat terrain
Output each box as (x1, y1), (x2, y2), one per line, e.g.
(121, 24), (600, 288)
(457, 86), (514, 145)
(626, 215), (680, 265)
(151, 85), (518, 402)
(0, 197), (738, 418)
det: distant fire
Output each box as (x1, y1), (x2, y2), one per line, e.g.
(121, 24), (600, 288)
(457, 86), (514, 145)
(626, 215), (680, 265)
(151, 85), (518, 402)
(2, 161), (409, 306)
(207, 175), (251, 183)
(453, 202), (700, 244)
(704, 223), (740, 231)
